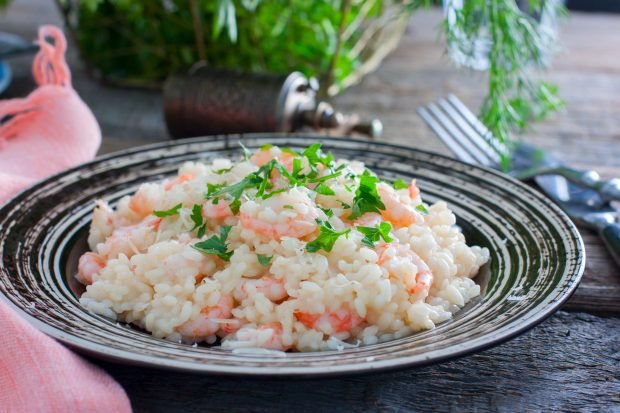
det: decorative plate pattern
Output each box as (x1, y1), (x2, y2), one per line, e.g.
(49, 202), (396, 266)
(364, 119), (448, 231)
(0, 135), (585, 376)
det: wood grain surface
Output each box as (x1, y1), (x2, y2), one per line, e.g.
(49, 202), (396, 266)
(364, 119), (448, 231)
(1, 1), (619, 411)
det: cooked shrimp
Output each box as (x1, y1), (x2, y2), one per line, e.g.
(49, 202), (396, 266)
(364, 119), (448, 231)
(177, 295), (234, 341)
(203, 200), (234, 220)
(87, 200), (116, 249)
(96, 215), (161, 259)
(377, 183), (418, 228)
(377, 243), (433, 300)
(408, 179), (420, 200)
(230, 322), (290, 351)
(295, 308), (364, 335)
(128, 183), (163, 218)
(239, 189), (319, 239)
(164, 173), (195, 191)
(76, 252), (105, 285)
(350, 212), (383, 228)
(251, 148), (295, 171)
(235, 276), (288, 302)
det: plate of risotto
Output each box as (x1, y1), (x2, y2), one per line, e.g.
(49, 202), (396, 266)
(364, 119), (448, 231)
(0, 135), (584, 376)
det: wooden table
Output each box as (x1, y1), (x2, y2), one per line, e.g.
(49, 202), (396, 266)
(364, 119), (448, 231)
(2, 1), (619, 411)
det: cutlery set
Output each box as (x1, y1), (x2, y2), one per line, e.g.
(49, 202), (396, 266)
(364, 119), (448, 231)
(419, 94), (620, 265)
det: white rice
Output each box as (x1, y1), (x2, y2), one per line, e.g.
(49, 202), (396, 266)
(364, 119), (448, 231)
(78, 145), (489, 352)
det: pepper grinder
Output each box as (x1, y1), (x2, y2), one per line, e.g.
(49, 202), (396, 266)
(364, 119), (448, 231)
(163, 66), (382, 139)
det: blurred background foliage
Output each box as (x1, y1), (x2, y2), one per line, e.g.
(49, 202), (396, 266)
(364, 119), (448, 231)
(2, 0), (564, 151)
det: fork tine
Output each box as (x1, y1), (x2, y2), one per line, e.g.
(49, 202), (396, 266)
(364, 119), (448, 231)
(437, 97), (501, 166)
(424, 102), (496, 167)
(446, 94), (510, 157)
(417, 106), (478, 164)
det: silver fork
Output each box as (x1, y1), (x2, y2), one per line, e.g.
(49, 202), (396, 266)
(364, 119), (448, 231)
(419, 95), (620, 266)
(418, 95), (620, 204)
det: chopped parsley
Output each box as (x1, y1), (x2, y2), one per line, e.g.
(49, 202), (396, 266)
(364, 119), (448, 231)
(318, 206), (334, 218)
(192, 225), (234, 261)
(257, 254), (273, 267)
(190, 204), (207, 237)
(416, 204), (430, 215)
(315, 183), (335, 196)
(302, 143), (334, 168)
(358, 222), (393, 248)
(229, 198), (242, 215)
(306, 219), (350, 253)
(153, 203), (183, 218)
(214, 167), (233, 175)
(348, 170), (385, 220)
(239, 142), (252, 160)
(260, 144), (274, 150)
(283, 204), (295, 210)
(393, 179), (409, 190)
(338, 200), (351, 209)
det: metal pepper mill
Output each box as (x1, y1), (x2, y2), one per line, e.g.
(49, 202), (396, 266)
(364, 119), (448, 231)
(163, 66), (382, 139)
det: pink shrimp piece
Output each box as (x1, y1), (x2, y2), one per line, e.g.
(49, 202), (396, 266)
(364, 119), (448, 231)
(177, 296), (235, 341)
(235, 276), (288, 302)
(350, 212), (383, 228)
(128, 184), (162, 218)
(232, 322), (290, 351)
(377, 244), (433, 300)
(76, 252), (105, 285)
(295, 308), (365, 334)
(203, 200), (234, 220)
(239, 190), (319, 239)
(250, 148), (295, 171)
(377, 183), (418, 228)
(96, 215), (161, 259)
(408, 179), (420, 200)
(164, 173), (195, 191)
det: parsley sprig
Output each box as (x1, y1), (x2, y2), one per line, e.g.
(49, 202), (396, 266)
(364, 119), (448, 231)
(190, 204), (207, 238)
(192, 225), (234, 261)
(306, 219), (350, 253)
(257, 254), (273, 267)
(358, 222), (393, 248)
(348, 170), (385, 220)
(153, 203), (183, 218)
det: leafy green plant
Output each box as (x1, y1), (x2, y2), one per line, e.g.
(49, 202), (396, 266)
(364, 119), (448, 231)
(56, 0), (563, 154)
(440, 0), (565, 163)
(57, 0), (409, 94)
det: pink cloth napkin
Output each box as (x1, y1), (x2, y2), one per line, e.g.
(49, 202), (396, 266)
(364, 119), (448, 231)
(0, 26), (131, 412)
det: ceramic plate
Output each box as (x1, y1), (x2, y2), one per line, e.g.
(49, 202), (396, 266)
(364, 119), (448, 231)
(0, 135), (584, 376)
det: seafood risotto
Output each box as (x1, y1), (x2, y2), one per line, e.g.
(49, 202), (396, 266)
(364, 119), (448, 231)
(77, 144), (489, 352)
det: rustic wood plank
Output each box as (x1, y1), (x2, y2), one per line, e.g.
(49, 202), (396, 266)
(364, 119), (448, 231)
(92, 311), (620, 413)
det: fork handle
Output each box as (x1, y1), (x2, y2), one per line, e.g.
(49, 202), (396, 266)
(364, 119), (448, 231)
(599, 223), (620, 268)
(550, 166), (620, 202)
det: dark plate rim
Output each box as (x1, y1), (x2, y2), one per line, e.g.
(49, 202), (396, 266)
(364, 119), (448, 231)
(0, 133), (586, 376)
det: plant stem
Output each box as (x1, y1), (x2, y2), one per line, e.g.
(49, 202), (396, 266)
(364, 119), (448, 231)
(190, 0), (207, 62)
(324, 0), (351, 95)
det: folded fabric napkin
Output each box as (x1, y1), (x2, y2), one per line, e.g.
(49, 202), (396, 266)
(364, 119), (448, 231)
(0, 26), (131, 412)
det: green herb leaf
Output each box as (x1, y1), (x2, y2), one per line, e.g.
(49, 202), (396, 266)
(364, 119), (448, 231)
(229, 198), (241, 215)
(338, 200), (351, 209)
(348, 171), (385, 220)
(306, 219), (350, 253)
(197, 224), (207, 238)
(239, 141), (252, 160)
(315, 183), (335, 196)
(190, 204), (203, 230)
(214, 167), (233, 175)
(318, 206), (334, 218)
(153, 203), (183, 218)
(357, 222), (393, 248)
(302, 143), (334, 168)
(283, 204), (295, 210)
(393, 179), (409, 190)
(192, 225), (234, 261)
(257, 254), (273, 267)
(415, 204), (429, 215)
(260, 144), (274, 150)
